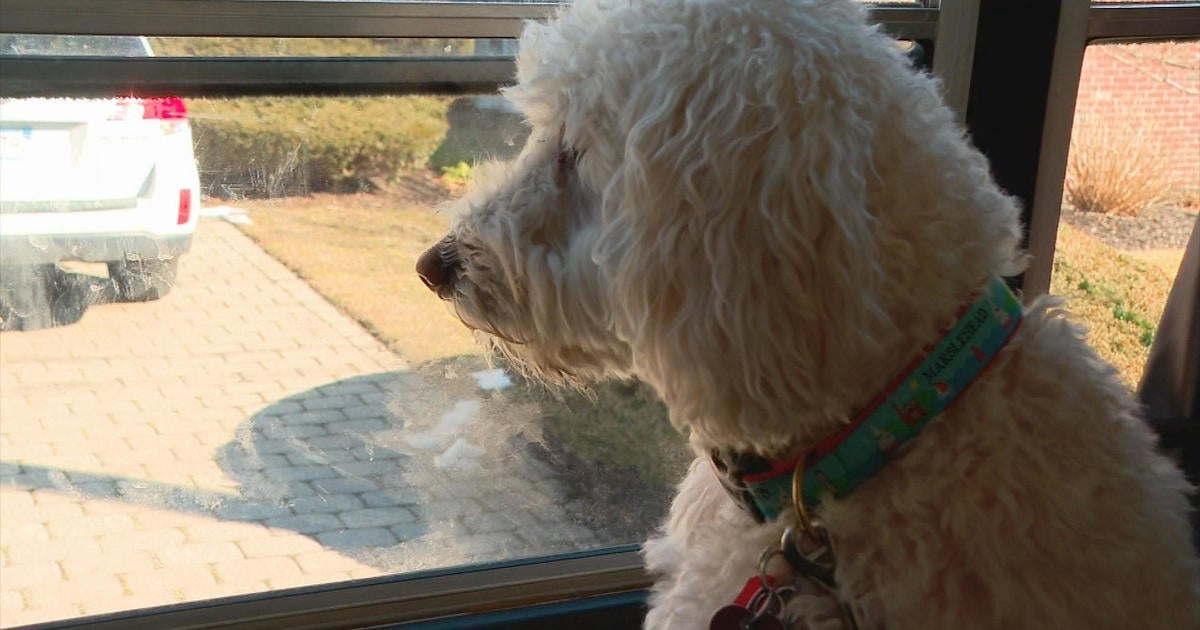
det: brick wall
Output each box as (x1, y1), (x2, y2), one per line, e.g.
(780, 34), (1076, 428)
(1071, 40), (1200, 195)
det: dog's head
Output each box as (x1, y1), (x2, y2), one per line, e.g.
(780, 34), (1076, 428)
(417, 0), (1024, 452)
(416, 130), (631, 386)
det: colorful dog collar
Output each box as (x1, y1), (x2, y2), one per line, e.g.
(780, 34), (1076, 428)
(713, 275), (1023, 523)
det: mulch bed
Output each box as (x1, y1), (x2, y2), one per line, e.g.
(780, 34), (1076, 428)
(1061, 205), (1198, 251)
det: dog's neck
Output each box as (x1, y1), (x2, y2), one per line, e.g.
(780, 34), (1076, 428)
(710, 276), (1023, 524)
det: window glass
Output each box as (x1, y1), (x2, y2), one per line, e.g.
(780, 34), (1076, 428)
(0, 34), (515, 58)
(2, 34), (152, 56)
(0, 36), (689, 627)
(1052, 38), (1199, 393)
(150, 37), (517, 58)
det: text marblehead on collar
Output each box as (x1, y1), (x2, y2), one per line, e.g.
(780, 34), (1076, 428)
(712, 276), (1024, 524)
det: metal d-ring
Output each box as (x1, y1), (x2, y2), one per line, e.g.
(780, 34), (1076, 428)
(790, 455), (819, 537)
(792, 455), (842, 539)
(788, 462), (861, 630)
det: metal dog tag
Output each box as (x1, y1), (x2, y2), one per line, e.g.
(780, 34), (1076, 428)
(709, 604), (788, 630)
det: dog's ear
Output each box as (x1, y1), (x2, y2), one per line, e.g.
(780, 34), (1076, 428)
(588, 8), (899, 449)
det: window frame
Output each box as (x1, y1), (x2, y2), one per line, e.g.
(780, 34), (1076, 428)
(32, 547), (646, 629)
(964, 1), (1200, 298)
(2, 1), (1197, 628)
(0, 1), (939, 98)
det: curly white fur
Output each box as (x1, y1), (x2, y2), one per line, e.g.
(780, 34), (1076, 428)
(419, 0), (1200, 627)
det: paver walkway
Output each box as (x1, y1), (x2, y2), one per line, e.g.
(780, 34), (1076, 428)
(0, 218), (598, 628)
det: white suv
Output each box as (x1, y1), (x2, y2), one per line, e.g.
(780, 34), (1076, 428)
(0, 35), (201, 328)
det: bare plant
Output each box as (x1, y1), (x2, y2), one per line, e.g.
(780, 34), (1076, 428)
(1065, 113), (1170, 216)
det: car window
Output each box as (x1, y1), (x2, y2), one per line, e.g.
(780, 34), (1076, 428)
(1, 1), (1194, 627)
(1050, 35), (1199, 390)
(0, 35), (689, 624)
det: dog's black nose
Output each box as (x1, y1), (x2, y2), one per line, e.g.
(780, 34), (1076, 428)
(416, 238), (454, 292)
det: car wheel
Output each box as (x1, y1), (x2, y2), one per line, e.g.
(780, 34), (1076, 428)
(108, 256), (178, 302)
(0, 264), (58, 331)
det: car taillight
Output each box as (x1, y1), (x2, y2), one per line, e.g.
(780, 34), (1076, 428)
(108, 97), (188, 131)
(178, 189), (192, 225)
(143, 97), (188, 120)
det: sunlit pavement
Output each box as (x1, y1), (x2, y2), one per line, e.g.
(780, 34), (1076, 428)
(0, 218), (598, 627)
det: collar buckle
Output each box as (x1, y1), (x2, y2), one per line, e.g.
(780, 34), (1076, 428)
(709, 450), (770, 524)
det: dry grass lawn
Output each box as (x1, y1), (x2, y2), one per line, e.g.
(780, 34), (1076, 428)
(1124, 248), (1187, 277)
(1049, 222), (1178, 388)
(234, 179), (479, 365)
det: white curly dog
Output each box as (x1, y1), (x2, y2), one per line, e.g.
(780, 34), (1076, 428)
(416, 0), (1200, 627)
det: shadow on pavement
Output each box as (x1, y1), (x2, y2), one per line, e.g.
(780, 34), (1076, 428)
(0, 372), (432, 570)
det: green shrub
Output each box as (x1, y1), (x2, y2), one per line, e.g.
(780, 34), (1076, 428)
(427, 96), (529, 171)
(440, 161), (473, 189)
(189, 96), (451, 199)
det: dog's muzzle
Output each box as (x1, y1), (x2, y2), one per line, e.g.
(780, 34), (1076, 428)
(416, 236), (456, 294)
